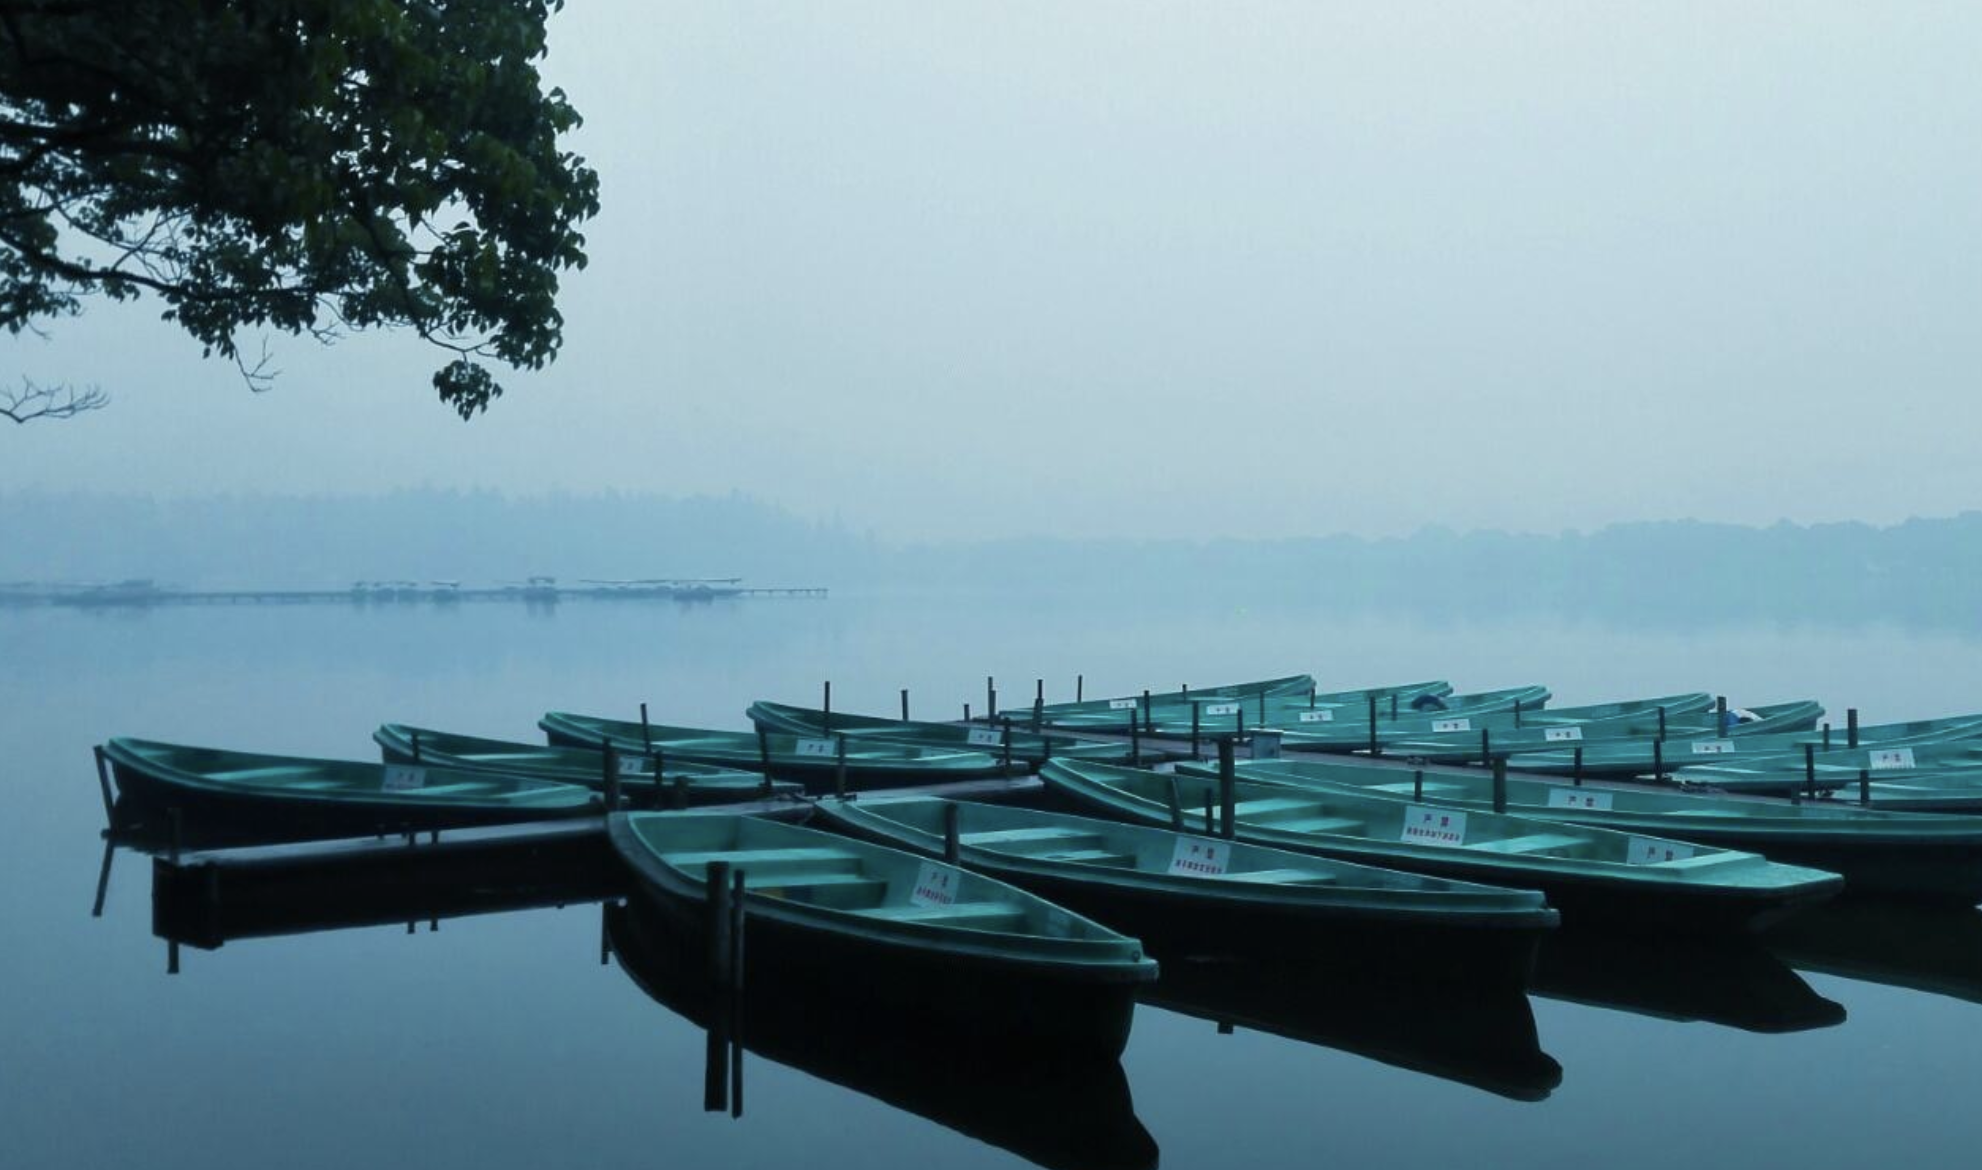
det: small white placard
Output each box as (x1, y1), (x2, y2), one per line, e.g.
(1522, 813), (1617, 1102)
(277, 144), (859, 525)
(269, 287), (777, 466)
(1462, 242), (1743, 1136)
(1690, 740), (1736, 755)
(965, 728), (1004, 747)
(1108, 698), (1139, 710)
(1547, 787), (1613, 811)
(1544, 727), (1584, 743)
(1869, 747), (1916, 770)
(1298, 710), (1334, 723)
(1203, 702), (1241, 717)
(618, 754), (652, 776)
(795, 738), (837, 758)
(1167, 836), (1231, 876)
(1431, 718), (1471, 733)
(1400, 804), (1468, 847)
(382, 765), (427, 792)
(1627, 837), (1697, 865)
(909, 862), (959, 907)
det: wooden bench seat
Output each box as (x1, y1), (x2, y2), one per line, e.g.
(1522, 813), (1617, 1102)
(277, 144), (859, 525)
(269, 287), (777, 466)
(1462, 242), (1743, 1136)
(1468, 833), (1586, 855)
(855, 902), (1028, 930)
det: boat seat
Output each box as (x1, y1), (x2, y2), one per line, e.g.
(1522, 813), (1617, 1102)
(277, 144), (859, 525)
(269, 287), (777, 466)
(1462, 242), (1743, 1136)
(1033, 848), (1138, 867)
(668, 847), (864, 878)
(1273, 816), (1364, 835)
(1366, 781), (1467, 798)
(206, 767), (310, 783)
(961, 828), (1099, 846)
(856, 902), (1028, 931)
(1469, 833), (1586, 855)
(1210, 868), (1337, 885)
(1644, 852), (1748, 871)
(1229, 798), (1328, 821)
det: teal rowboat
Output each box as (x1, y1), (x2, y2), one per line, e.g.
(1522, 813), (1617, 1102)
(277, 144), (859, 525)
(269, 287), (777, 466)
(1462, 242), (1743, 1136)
(1205, 756), (1982, 904)
(1368, 699), (1822, 764)
(608, 812), (1157, 1057)
(373, 724), (797, 806)
(1674, 760), (1982, 813)
(744, 700), (1149, 766)
(1271, 686), (1557, 750)
(1507, 710), (1979, 781)
(101, 736), (599, 834)
(810, 796), (1556, 986)
(604, 901), (1160, 1170)
(1039, 760), (1841, 932)
(541, 712), (1010, 789)
(1009, 673), (1319, 729)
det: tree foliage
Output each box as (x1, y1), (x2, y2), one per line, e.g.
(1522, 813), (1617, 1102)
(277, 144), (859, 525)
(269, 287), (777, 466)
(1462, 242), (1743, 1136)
(0, 0), (600, 418)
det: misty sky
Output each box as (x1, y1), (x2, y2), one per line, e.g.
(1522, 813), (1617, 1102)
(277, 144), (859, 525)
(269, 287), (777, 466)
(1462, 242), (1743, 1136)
(5, 1), (1981, 540)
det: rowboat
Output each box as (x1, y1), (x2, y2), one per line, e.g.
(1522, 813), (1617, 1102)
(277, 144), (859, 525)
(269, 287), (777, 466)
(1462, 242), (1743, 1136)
(1039, 760), (1841, 931)
(1674, 761), (1982, 813)
(809, 796), (1556, 986)
(1378, 692), (1721, 762)
(1506, 709), (1978, 780)
(1372, 699), (1823, 764)
(1007, 673), (1320, 728)
(605, 902), (1158, 1170)
(744, 700), (1150, 766)
(541, 712), (1010, 789)
(1207, 756), (1982, 903)
(374, 724), (797, 806)
(1018, 677), (1448, 732)
(100, 736), (599, 835)
(1272, 686), (1556, 750)
(1143, 955), (1561, 1102)
(608, 811), (1158, 1057)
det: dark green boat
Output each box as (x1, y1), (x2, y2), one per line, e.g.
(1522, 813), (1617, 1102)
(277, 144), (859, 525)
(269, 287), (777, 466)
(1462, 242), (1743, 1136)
(1378, 692), (1723, 762)
(608, 811), (1158, 1057)
(1009, 673), (1318, 725)
(1020, 675), (1444, 731)
(101, 736), (599, 834)
(810, 795), (1556, 986)
(744, 700), (1149, 766)
(1205, 756), (1982, 904)
(373, 724), (797, 806)
(1039, 759), (1841, 932)
(541, 711), (1011, 789)
(1272, 686), (1557, 751)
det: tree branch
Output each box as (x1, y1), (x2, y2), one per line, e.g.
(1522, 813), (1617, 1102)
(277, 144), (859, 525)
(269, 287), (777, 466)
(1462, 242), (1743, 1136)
(1, 376), (108, 423)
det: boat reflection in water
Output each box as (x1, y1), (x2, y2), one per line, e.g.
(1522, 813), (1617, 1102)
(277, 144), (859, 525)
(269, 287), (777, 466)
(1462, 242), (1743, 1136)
(1767, 900), (1982, 1005)
(605, 901), (1159, 1170)
(1530, 930), (1846, 1033)
(1137, 951), (1563, 1102)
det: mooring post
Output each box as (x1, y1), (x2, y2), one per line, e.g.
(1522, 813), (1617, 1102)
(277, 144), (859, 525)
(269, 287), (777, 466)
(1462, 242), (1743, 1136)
(964, 702), (971, 723)
(755, 726), (772, 779)
(1822, 722), (1832, 749)
(729, 867), (745, 1119)
(1129, 710), (1142, 767)
(1390, 692), (1399, 719)
(1142, 690), (1152, 732)
(1367, 694), (1380, 757)
(1000, 717), (1014, 772)
(707, 861), (733, 988)
(1804, 743), (1817, 801)
(1258, 691), (1267, 728)
(900, 688), (910, 721)
(1492, 755), (1508, 814)
(1076, 674), (1084, 702)
(1573, 746), (1585, 786)
(1309, 683), (1317, 709)
(1847, 708), (1860, 748)
(822, 681), (832, 733)
(1191, 703), (1202, 759)
(409, 730), (422, 763)
(944, 803), (961, 864)
(1657, 705), (1667, 740)
(1413, 768), (1425, 801)
(640, 702), (654, 753)
(602, 740), (621, 811)
(1514, 699), (1523, 729)
(834, 735), (848, 799)
(1859, 767), (1871, 806)
(1034, 679), (1045, 729)
(986, 677), (995, 725)
(1652, 738), (1664, 782)
(1716, 695), (1728, 733)
(1217, 737), (1237, 840)
(1166, 777), (1184, 829)
(91, 745), (116, 827)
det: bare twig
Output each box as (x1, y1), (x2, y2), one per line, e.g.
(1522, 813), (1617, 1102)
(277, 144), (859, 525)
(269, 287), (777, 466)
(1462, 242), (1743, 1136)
(1, 376), (109, 423)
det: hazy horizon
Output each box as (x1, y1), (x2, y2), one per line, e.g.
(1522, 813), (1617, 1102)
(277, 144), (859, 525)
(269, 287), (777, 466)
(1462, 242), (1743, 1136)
(8, 2), (1982, 541)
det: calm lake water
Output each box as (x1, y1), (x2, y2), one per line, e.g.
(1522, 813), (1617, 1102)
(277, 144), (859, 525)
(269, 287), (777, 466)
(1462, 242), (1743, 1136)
(6, 592), (1982, 1168)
